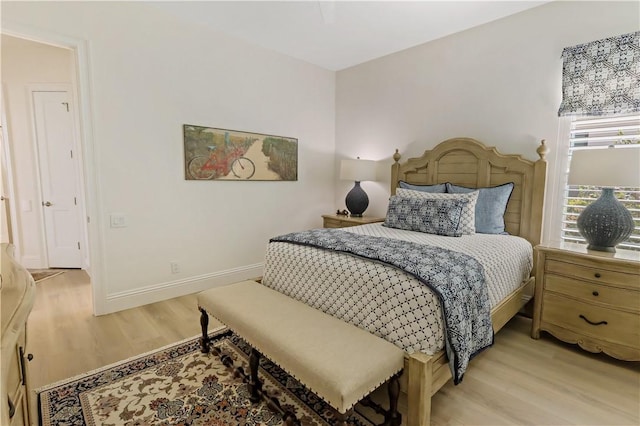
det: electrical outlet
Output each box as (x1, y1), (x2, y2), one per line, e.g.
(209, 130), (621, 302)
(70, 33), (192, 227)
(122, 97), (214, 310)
(170, 262), (180, 274)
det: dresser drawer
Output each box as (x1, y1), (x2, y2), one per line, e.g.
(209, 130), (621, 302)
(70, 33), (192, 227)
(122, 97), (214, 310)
(6, 344), (21, 397)
(546, 259), (638, 288)
(542, 292), (640, 349)
(545, 274), (640, 313)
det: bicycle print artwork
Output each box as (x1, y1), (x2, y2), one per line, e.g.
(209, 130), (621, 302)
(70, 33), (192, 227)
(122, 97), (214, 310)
(183, 125), (298, 181)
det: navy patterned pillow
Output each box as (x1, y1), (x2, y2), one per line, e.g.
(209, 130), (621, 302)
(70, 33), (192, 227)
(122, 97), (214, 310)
(396, 188), (478, 235)
(384, 196), (468, 237)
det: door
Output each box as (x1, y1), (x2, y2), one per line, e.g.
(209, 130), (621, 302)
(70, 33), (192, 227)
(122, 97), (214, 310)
(33, 90), (82, 268)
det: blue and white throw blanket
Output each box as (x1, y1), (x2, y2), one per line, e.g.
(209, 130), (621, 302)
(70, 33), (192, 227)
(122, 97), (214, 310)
(270, 228), (493, 384)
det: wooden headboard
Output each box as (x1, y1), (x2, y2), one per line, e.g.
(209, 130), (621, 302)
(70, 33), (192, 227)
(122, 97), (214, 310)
(391, 137), (548, 247)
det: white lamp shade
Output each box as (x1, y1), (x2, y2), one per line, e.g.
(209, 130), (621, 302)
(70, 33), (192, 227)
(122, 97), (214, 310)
(340, 158), (377, 182)
(568, 147), (640, 187)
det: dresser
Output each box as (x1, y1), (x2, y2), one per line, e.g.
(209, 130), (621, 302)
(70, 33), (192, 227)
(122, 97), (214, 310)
(321, 214), (385, 228)
(1, 243), (36, 426)
(532, 242), (640, 361)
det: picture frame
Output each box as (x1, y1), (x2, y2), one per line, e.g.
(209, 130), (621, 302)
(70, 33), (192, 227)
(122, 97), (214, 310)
(183, 125), (298, 181)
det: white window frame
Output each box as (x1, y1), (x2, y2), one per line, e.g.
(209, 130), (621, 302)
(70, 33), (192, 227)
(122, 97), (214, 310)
(544, 117), (572, 246)
(546, 114), (640, 251)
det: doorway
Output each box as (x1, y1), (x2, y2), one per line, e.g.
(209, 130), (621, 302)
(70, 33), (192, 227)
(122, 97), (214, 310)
(1, 32), (97, 281)
(0, 21), (105, 313)
(32, 89), (84, 268)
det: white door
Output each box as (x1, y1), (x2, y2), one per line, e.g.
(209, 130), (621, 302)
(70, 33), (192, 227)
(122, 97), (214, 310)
(33, 91), (82, 268)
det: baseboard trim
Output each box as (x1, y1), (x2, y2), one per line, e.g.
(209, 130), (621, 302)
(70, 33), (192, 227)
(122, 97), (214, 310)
(102, 263), (264, 314)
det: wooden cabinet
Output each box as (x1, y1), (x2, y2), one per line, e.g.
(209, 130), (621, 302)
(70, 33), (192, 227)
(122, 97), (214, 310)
(532, 242), (640, 361)
(1, 243), (36, 426)
(321, 214), (384, 228)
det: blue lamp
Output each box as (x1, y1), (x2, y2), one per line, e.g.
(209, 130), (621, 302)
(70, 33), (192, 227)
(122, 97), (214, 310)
(568, 146), (640, 252)
(340, 157), (377, 217)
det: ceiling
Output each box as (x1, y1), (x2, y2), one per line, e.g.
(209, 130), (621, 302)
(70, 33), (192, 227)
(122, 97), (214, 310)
(150, 1), (549, 71)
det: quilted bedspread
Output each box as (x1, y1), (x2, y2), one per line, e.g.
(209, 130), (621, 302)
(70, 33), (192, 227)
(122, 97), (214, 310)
(268, 228), (493, 384)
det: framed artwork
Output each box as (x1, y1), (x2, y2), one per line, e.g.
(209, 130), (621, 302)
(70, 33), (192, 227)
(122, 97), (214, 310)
(183, 125), (298, 181)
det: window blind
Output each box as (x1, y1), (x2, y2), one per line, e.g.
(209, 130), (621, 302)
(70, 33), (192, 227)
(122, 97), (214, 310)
(557, 31), (639, 117)
(561, 114), (640, 251)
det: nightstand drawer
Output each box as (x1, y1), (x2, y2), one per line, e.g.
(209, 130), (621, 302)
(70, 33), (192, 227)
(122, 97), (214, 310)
(545, 274), (640, 313)
(542, 292), (640, 349)
(323, 218), (353, 228)
(546, 259), (638, 288)
(322, 214), (385, 228)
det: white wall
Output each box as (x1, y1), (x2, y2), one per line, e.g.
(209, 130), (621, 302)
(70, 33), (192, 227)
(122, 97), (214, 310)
(2, 1), (336, 314)
(4, 1), (637, 314)
(335, 0), (640, 237)
(1, 36), (75, 267)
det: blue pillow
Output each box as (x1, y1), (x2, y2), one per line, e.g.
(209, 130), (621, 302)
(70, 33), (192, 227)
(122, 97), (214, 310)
(383, 195), (468, 237)
(446, 182), (514, 234)
(398, 181), (447, 193)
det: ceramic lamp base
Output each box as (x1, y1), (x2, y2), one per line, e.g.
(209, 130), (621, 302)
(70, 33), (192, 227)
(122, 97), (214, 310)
(345, 181), (369, 217)
(577, 188), (634, 253)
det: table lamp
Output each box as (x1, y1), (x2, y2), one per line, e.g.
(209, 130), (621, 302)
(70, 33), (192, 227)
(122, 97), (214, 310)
(568, 146), (640, 252)
(340, 157), (377, 217)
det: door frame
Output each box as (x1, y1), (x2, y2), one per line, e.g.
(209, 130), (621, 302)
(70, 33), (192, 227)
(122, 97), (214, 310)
(1, 87), (19, 247)
(2, 22), (106, 315)
(28, 84), (87, 269)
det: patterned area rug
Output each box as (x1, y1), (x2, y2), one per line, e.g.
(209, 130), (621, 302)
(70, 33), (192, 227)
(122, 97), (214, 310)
(38, 327), (375, 426)
(28, 269), (64, 282)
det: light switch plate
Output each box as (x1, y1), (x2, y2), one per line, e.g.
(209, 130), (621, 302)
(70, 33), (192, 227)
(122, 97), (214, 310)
(110, 213), (127, 228)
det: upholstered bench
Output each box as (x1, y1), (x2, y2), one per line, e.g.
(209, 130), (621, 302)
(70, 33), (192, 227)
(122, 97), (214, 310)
(197, 280), (405, 426)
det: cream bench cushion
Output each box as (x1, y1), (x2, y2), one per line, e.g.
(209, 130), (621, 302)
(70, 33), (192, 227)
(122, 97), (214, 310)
(197, 280), (404, 414)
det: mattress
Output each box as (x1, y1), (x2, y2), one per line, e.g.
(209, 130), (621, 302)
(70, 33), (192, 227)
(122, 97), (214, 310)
(262, 223), (533, 355)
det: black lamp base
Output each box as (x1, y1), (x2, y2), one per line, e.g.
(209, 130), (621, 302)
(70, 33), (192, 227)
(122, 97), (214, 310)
(345, 181), (369, 217)
(577, 188), (634, 253)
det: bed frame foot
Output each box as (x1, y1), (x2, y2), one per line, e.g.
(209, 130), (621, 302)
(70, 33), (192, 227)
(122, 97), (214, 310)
(408, 353), (433, 426)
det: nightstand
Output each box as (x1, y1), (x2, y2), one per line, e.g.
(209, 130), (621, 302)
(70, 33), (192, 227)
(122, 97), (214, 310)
(532, 242), (640, 361)
(321, 214), (385, 229)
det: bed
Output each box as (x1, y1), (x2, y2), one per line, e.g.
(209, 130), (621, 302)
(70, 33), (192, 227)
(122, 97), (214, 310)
(263, 137), (548, 425)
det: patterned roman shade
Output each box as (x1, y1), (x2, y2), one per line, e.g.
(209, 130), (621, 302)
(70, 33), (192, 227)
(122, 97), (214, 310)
(558, 31), (640, 116)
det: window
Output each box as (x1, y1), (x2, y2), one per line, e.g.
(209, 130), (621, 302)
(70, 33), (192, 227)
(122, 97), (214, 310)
(560, 114), (640, 251)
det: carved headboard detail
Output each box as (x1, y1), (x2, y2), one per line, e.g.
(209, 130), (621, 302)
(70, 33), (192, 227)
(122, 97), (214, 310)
(391, 137), (548, 247)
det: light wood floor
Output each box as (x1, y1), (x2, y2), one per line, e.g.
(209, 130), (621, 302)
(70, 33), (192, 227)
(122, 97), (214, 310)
(28, 270), (639, 425)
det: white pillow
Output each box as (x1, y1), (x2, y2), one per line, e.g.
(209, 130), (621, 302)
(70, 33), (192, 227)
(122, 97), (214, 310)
(395, 188), (479, 235)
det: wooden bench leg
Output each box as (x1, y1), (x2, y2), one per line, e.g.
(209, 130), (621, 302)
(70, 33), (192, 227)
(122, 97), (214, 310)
(248, 348), (263, 403)
(199, 307), (210, 353)
(334, 410), (349, 426)
(209, 338), (300, 424)
(384, 373), (402, 426)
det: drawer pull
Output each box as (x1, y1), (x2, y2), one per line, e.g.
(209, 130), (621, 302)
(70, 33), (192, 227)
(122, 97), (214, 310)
(594, 273), (601, 278)
(579, 314), (607, 326)
(19, 346), (28, 385)
(592, 291), (599, 297)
